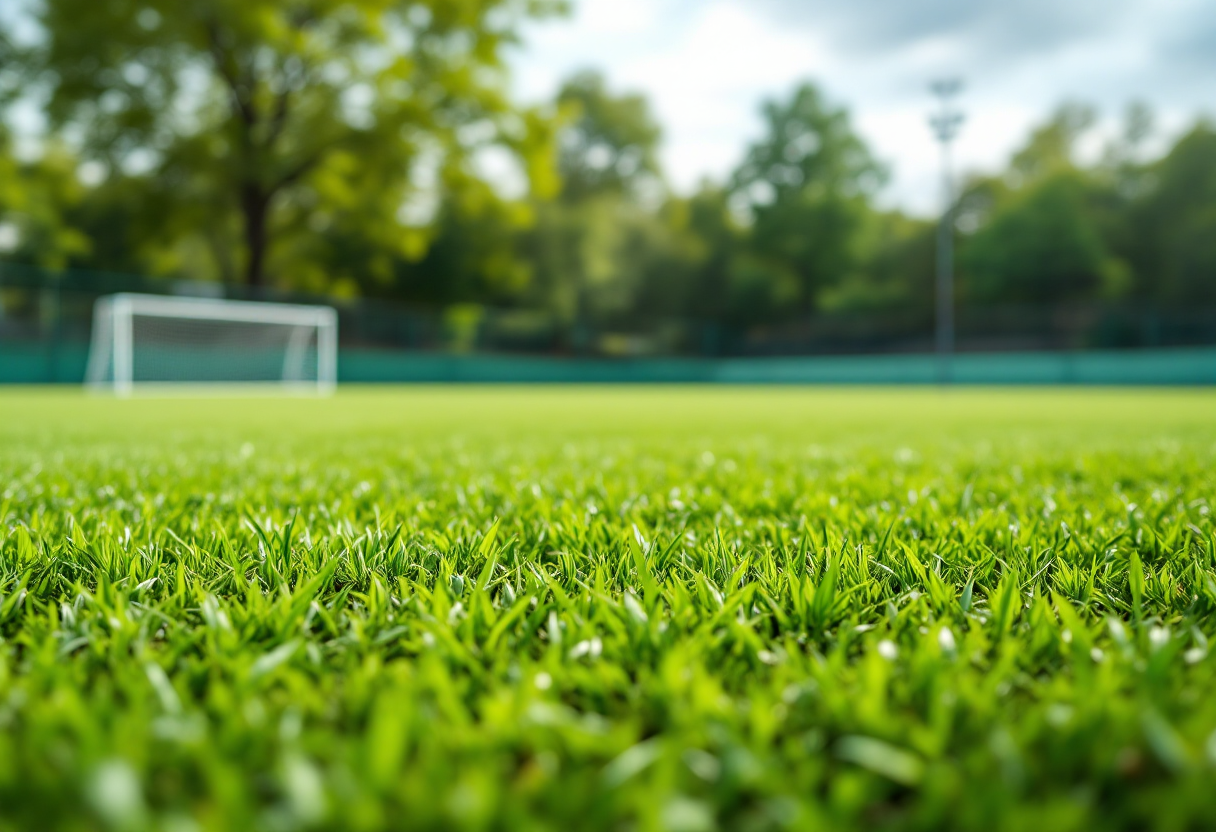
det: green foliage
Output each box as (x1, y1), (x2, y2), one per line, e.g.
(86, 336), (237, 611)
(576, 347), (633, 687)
(3, 0), (1214, 327)
(398, 175), (537, 305)
(27, 0), (564, 286)
(0, 133), (91, 268)
(2, 388), (1216, 830)
(555, 71), (662, 203)
(731, 83), (886, 314)
(819, 211), (935, 314)
(950, 103), (1216, 309)
(1125, 123), (1216, 305)
(623, 187), (754, 325)
(1008, 103), (1097, 185)
(954, 105), (1123, 306)
(961, 172), (1128, 304)
(518, 72), (670, 325)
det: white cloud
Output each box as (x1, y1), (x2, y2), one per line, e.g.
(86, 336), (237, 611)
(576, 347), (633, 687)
(578, 0), (660, 35)
(512, 0), (1216, 216)
(614, 3), (826, 190)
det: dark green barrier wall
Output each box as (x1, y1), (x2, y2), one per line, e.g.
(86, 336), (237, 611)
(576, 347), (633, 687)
(3, 344), (1215, 385)
(0, 344), (90, 384)
(336, 347), (1216, 385)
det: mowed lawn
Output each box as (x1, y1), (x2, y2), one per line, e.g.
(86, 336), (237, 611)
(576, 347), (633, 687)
(2, 386), (1216, 831)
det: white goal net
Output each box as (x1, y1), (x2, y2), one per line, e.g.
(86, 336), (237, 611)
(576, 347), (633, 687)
(86, 293), (338, 395)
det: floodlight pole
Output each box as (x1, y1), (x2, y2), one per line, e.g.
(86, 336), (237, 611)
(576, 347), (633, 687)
(930, 79), (964, 384)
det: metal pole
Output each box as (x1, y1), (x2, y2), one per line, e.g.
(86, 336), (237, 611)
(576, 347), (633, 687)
(930, 79), (964, 384)
(114, 295), (134, 397)
(936, 138), (954, 381)
(50, 271), (63, 383)
(317, 308), (338, 395)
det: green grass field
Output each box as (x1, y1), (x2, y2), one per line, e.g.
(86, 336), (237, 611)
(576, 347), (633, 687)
(3, 387), (1216, 832)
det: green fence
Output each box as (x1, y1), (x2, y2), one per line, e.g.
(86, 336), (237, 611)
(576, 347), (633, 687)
(5, 342), (1214, 385)
(335, 347), (1216, 385)
(7, 263), (1216, 365)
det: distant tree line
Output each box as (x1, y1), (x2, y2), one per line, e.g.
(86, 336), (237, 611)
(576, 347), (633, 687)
(1, 2), (1214, 331)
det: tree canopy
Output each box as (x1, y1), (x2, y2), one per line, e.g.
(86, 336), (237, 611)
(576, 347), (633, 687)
(731, 84), (886, 313)
(27, 0), (563, 286)
(0, 7), (1213, 339)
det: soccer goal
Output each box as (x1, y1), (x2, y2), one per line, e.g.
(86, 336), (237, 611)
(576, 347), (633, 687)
(85, 293), (338, 395)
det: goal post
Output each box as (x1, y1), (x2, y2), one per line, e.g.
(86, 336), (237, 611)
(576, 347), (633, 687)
(86, 293), (338, 395)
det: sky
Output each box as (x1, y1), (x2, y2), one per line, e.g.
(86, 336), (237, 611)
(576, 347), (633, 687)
(508, 0), (1216, 215)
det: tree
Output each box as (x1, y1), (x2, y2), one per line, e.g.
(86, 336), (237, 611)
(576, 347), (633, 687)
(397, 171), (537, 306)
(525, 71), (665, 327)
(554, 71), (662, 203)
(1127, 122), (1216, 304)
(0, 133), (91, 269)
(818, 211), (935, 314)
(0, 29), (90, 269)
(960, 171), (1127, 304)
(655, 185), (743, 322)
(1008, 102), (1096, 185)
(730, 83), (884, 314)
(956, 103), (1132, 306)
(27, 0), (563, 287)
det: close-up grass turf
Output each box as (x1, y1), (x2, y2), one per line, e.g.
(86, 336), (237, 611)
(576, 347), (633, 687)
(2, 386), (1216, 831)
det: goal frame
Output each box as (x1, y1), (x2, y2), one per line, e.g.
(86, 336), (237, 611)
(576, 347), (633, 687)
(85, 293), (338, 396)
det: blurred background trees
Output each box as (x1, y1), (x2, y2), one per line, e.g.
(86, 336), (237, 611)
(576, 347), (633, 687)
(0, 1), (1213, 339)
(729, 83), (885, 317)
(19, 0), (565, 291)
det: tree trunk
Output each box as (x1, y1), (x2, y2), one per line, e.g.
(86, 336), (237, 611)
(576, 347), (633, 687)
(241, 185), (270, 288)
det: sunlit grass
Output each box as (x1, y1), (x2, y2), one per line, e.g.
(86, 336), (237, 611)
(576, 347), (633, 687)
(2, 386), (1216, 831)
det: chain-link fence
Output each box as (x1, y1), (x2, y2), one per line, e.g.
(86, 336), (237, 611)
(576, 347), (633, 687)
(3, 261), (1216, 383)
